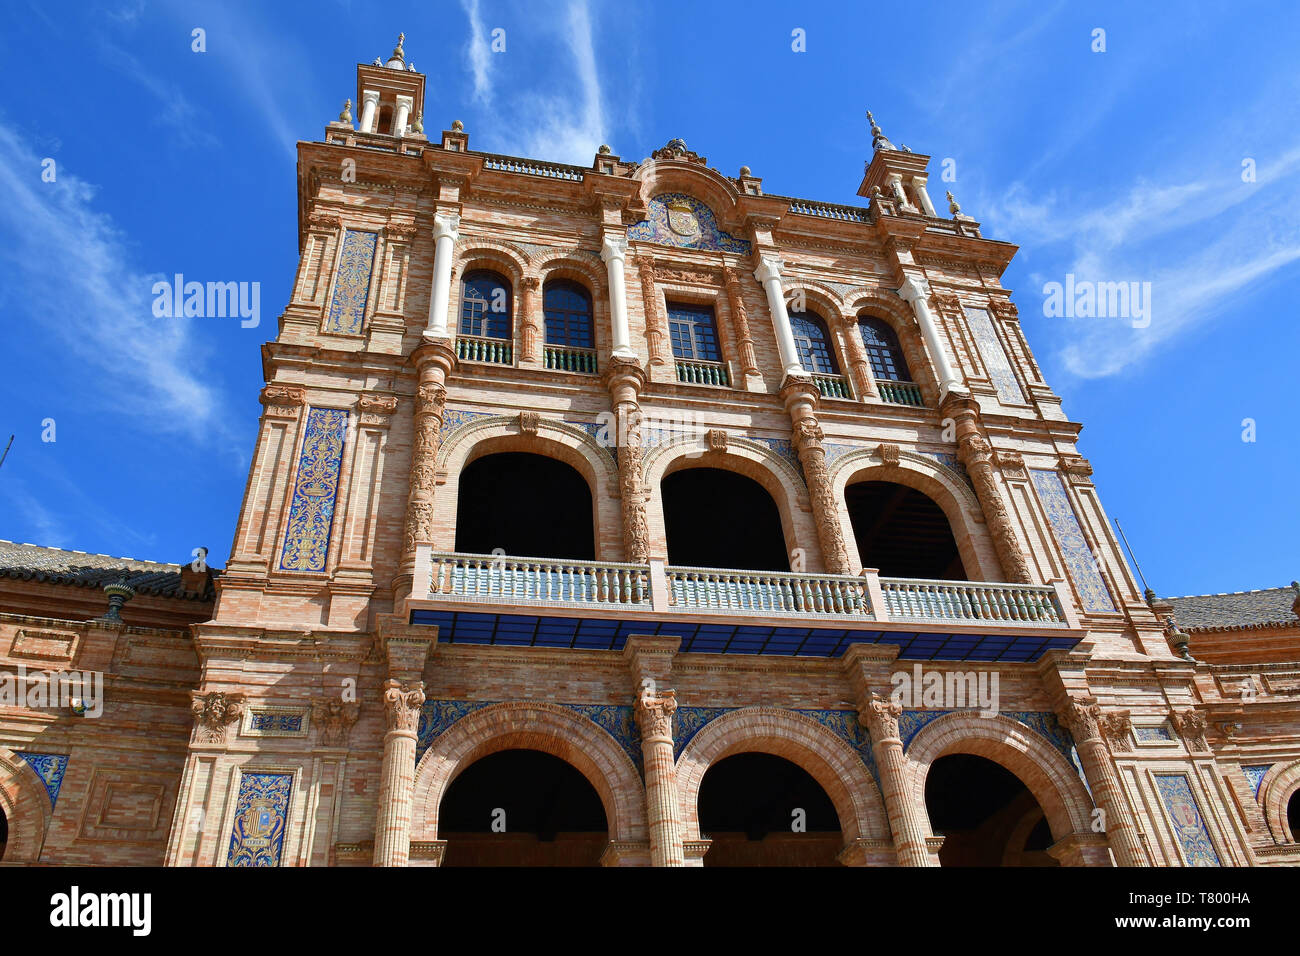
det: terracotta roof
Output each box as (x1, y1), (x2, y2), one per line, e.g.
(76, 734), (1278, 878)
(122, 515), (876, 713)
(0, 540), (217, 601)
(1163, 585), (1300, 633)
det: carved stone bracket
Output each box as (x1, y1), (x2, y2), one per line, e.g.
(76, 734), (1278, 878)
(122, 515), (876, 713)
(260, 384), (306, 419)
(311, 697), (362, 747)
(191, 691), (247, 744)
(1171, 708), (1210, 753)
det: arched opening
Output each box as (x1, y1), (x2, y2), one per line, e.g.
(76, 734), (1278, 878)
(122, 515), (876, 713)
(698, 753), (843, 866)
(845, 480), (966, 579)
(0, 805), (7, 862)
(925, 754), (1059, 867)
(789, 310), (840, 375)
(437, 749), (608, 866)
(857, 315), (913, 383)
(661, 467), (787, 571)
(459, 270), (513, 339)
(1288, 789), (1300, 842)
(376, 104), (393, 135)
(455, 452), (594, 559)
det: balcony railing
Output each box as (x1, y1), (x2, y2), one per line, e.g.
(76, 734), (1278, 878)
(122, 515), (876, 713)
(787, 199), (872, 223)
(415, 549), (1074, 631)
(812, 373), (852, 399)
(877, 379), (924, 407)
(675, 358), (730, 387)
(879, 578), (1065, 625)
(457, 335), (514, 365)
(481, 153), (586, 181)
(544, 344), (598, 374)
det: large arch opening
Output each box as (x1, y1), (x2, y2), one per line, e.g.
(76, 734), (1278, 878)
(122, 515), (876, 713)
(1288, 789), (1300, 842)
(925, 754), (1059, 866)
(661, 467), (788, 571)
(437, 749), (608, 866)
(697, 753), (843, 866)
(0, 804), (7, 862)
(455, 451), (595, 559)
(845, 480), (966, 579)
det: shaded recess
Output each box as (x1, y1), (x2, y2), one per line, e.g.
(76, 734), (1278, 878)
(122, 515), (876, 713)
(438, 749), (608, 867)
(661, 468), (788, 572)
(845, 480), (966, 579)
(925, 753), (1058, 867)
(698, 753), (842, 866)
(455, 452), (594, 560)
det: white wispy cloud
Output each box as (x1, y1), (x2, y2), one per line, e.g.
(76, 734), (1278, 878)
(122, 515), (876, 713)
(96, 39), (218, 150)
(0, 121), (239, 451)
(460, 0), (494, 105)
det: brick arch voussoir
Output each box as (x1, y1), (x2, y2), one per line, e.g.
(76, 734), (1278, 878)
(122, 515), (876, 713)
(437, 414), (620, 499)
(674, 706), (888, 844)
(0, 749), (53, 865)
(1260, 759), (1300, 843)
(411, 701), (648, 843)
(904, 713), (1094, 843)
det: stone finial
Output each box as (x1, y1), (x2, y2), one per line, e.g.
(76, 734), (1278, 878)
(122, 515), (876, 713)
(946, 190), (962, 215)
(338, 98), (353, 123)
(100, 579), (135, 623)
(866, 110), (894, 151)
(1164, 616), (1196, 662)
(451, 119), (464, 132)
(739, 165), (751, 177)
(598, 144), (611, 154)
(413, 111), (424, 134)
(373, 57), (382, 66)
(389, 32), (406, 64)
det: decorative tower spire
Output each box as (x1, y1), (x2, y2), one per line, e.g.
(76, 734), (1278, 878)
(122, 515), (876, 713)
(338, 98), (353, 124)
(387, 32), (406, 69)
(867, 110), (895, 151)
(947, 190), (961, 215)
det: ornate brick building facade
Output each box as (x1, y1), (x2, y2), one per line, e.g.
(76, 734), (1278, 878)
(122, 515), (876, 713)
(2, 40), (1298, 867)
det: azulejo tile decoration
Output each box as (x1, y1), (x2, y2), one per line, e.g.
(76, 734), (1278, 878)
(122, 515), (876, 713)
(566, 704), (641, 772)
(627, 193), (751, 255)
(1241, 764), (1272, 800)
(673, 706), (733, 758)
(245, 708), (307, 737)
(438, 408), (493, 443)
(795, 708), (880, 787)
(17, 752), (69, 807)
(1154, 773), (1221, 866)
(416, 699), (491, 763)
(1135, 725), (1174, 742)
(226, 772), (293, 867)
(1029, 469), (1116, 613)
(963, 306), (1025, 404)
(324, 229), (377, 335)
(279, 407), (350, 572)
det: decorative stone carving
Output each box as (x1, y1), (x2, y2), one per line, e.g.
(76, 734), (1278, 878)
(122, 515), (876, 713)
(989, 298), (1019, 322)
(707, 429), (728, 452)
(307, 211), (342, 232)
(311, 697), (361, 747)
(634, 687), (677, 741)
(877, 442), (900, 467)
(359, 393), (398, 426)
(1062, 697), (1103, 743)
(864, 693), (903, 742)
(402, 381), (447, 558)
(653, 264), (720, 286)
(385, 220), (418, 241)
(191, 692), (247, 743)
(637, 258), (670, 366)
(995, 449), (1028, 480)
(792, 414), (851, 574)
(382, 679), (425, 734)
(260, 384), (305, 418)
(1060, 455), (1094, 481)
(952, 410), (1033, 584)
(651, 137), (706, 164)
(520, 276), (542, 363)
(723, 269), (759, 376)
(1171, 709), (1210, 752)
(519, 410), (541, 435)
(619, 410), (650, 564)
(1100, 710), (1133, 749)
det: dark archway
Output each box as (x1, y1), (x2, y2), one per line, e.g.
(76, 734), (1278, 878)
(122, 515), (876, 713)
(698, 753), (842, 866)
(1288, 789), (1300, 842)
(845, 480), (966, 579)
(661, 468), (788, 571)
(455, 452), (594, 559)
(0, 805), (7, 862)
(438, 749), (608, 866)
(925, 754), (1059, 866)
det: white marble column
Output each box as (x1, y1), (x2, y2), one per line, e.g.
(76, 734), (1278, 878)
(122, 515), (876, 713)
(912, 176), (938, 217)
(425, 212), (461, 338)
(394, 95), (413, 136)
(754, 255), (805, 378)
(359, 90), (381, 134)
(601, 235), (638, 360)
(897, 276), (967, 398)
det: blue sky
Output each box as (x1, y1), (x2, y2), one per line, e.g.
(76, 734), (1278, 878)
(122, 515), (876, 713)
(0, 0), (1295, 597)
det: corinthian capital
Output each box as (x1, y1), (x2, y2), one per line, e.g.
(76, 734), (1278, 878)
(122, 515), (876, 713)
(864, 693), (903, 743)
(753, 255), (784, 285)
(382, 679), (426, 734)
(433, 212), (461, 242)
(601, 234), (628, 264)
(634, 687), (677, 741)
(896, 275), (931, 305)
(1062, 697), (1103, 743)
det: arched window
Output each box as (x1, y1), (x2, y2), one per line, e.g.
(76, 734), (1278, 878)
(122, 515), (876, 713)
(789, 310), (840, 375)
(857, 316), (912, 382)
(543, 280), (594, 348)
(460, 270), (512, 339)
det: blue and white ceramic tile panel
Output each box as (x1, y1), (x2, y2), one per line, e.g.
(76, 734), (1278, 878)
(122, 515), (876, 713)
(16, 752), (69, 807)
(1029, 469), (1116, 613)
(963, 305), (1025, 404)
(627, 193), (752, 255)
(794, 709), (880, 786)
(1154, 774), (1221, 866)
(673, 706), (734, 759)
(748, 436), (804, 482)
(249, 712), (305, 734)
(1135, 725), (1173, 742)
(1241, 764), (1272, 800)
(416, 699), (641, 773)
(324, 229), (377, 335)
(279, 407), (350, 572)
(438, 408), (493, 443)
(226, 772), (294, 867)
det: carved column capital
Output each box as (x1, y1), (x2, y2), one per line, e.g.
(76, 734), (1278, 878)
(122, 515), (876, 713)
(864, 693), (903, 743)
(191, 691), (247, 743)
(1061, 697), (1103, 744)
(635, 688), (678, 742)
(382, 679), (425, 734)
